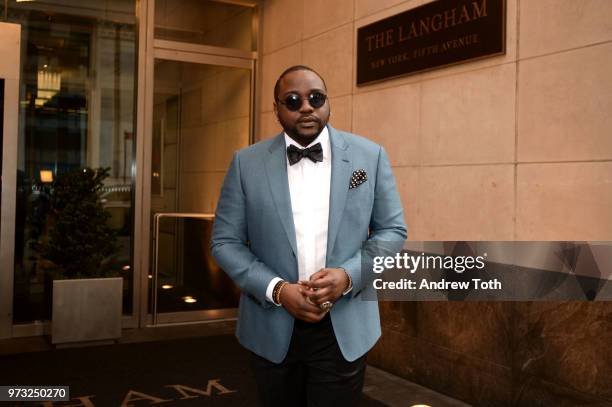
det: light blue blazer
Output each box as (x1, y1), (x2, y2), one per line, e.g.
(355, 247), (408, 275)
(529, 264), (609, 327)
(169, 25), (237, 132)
(211, 125), (407, 363)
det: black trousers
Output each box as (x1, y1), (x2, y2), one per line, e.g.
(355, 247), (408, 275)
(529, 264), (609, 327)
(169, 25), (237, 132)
(251, 314), (366, 407)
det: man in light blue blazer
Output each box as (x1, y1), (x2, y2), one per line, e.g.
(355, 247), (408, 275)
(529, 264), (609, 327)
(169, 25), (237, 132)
(211, 65), (407, 406)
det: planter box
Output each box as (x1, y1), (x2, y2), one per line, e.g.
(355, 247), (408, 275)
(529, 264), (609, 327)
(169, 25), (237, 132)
(52, 277), (123, 345)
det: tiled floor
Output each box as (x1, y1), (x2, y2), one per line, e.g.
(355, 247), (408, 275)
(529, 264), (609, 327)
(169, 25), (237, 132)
(0, 320), (471, 406)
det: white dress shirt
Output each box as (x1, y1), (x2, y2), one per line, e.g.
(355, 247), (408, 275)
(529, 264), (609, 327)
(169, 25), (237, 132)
(265, 127), (331, 303)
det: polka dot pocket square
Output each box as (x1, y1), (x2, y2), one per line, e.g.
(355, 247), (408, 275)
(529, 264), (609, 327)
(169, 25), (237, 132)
(349, 169), (368, 189)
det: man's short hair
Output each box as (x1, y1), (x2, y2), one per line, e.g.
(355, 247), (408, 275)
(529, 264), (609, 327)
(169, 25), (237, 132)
(274, 65), (327, 101)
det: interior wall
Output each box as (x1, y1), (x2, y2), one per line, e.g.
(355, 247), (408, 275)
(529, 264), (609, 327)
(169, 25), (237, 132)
(257, 0), (612, 405)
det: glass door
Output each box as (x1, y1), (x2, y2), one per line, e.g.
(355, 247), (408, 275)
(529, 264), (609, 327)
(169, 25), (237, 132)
(146, 56), (253, 325)
(134, 0), (259, 328)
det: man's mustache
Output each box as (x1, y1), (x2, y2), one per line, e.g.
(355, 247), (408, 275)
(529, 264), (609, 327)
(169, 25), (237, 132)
(297, 116), (321, 123)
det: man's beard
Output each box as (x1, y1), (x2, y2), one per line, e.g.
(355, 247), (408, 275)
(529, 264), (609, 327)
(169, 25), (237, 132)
(283, 117), (327, 147)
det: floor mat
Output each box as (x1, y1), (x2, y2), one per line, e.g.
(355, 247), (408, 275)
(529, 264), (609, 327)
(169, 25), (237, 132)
(0, 335), (386, 406)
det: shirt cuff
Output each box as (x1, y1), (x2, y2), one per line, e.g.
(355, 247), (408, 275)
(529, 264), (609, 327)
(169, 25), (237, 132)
(266, 277), (283, 305)
(341, 269), (353, 296)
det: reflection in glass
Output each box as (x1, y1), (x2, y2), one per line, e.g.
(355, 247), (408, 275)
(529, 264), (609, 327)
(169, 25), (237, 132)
(8, 0), (136, 323)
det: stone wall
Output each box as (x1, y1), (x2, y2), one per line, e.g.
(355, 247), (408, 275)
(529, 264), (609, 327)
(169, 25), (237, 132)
(258, 0), (612, 405)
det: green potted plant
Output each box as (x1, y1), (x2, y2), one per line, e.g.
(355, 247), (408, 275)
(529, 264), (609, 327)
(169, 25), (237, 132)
(40, 167), (123, 345)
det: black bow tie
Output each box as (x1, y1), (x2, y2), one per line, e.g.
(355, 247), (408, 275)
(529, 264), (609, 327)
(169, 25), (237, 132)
(286, 143), (323, 166)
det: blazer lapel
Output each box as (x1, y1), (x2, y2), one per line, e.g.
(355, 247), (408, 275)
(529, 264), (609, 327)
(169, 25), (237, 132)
(326, 126), (352, 259)
(265, 133), (298, 258)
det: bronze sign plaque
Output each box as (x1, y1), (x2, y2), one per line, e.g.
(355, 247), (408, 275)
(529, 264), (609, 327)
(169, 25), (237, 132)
(357, 0), (506, 85)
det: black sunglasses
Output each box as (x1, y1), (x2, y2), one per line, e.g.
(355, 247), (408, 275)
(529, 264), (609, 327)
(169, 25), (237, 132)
(277, 91), (327, 112)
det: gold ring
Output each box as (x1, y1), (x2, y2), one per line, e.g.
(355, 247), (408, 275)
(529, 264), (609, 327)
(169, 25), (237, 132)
(319, 301), (333, 312)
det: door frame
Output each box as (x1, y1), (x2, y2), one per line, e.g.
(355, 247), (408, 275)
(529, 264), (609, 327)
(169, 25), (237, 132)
(0, 22), (21, 339)
(134, 0), (260, 328)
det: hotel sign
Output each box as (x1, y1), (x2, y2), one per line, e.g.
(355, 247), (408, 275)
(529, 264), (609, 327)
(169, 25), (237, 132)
(357, 0), (506, 85)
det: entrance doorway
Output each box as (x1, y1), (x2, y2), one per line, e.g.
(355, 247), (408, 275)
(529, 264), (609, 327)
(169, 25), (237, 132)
(134, 0), (260, 328)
